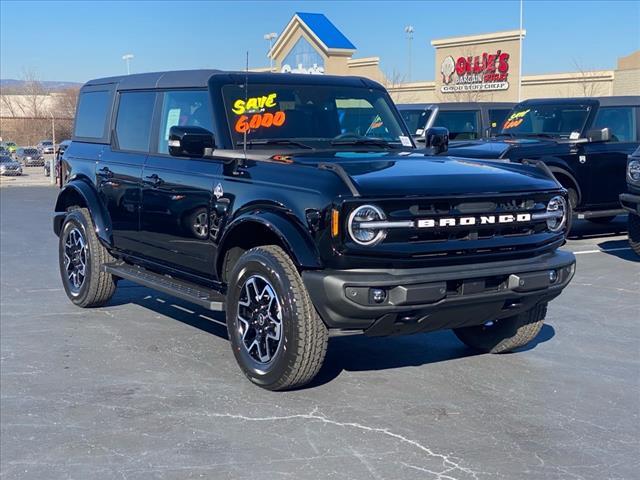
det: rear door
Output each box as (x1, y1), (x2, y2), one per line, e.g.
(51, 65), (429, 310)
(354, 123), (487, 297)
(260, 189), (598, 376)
(584, 106), (639, 207)
(96, 90), (156, 254)
(139, 89), (221, 279)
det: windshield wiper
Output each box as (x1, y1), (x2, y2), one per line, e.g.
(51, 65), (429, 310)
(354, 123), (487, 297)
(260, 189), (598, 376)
(236, 139), (313, 149)
(330, 137), (394, 148)
(523, 133), (558, 139)
(494, 132), (515, 138)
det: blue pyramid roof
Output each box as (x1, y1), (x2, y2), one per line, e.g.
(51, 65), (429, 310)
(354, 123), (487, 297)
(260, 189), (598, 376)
(295, 12), (356, 50)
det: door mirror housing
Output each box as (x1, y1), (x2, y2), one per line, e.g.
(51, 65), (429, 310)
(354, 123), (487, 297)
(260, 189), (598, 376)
(586, 127), (610, 143)
(425, 127), (449, 154)
(168, 126), (215, 158)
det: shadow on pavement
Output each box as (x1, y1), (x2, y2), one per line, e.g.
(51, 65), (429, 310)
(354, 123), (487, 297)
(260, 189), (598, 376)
(107, 281), (556, 388)
(598, 238), (639, 262)
(568, 216), (627, 240)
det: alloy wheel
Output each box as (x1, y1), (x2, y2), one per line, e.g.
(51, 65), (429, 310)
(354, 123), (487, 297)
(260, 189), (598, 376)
(237, 275), (283, 364)
(63, 227), (88, 293)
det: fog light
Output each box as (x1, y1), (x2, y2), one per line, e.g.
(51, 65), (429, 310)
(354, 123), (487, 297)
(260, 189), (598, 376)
(370, 288), (386, 304)
(549, 270), (558, 283)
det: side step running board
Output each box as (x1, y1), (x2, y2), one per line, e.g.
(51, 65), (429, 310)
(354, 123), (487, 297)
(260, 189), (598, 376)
(102, 263), (225, 311)
(575, 208), (626, 219)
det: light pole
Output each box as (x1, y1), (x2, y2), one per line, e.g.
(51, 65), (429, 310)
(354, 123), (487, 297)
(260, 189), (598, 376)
(122, 53), (134, 75)
(49, 111), (55, 185)
(404, 25), (414, 82)
(263, 33), (277, 70)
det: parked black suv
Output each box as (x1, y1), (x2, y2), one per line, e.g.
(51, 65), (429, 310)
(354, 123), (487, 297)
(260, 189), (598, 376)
(397, 102), (515, 141)
(620, 146), (640, 255)
(54, 70), (575, 390)
(446, 97), (640, 223)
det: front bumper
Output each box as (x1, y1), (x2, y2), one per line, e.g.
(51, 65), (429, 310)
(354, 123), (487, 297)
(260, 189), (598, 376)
(620, 193), (640, 215)
(302, 250), (576, 336)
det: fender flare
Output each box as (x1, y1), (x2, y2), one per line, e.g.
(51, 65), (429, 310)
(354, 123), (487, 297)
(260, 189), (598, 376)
(217, 210), (322, 273)
(546, 165), (582, 204)
(54, 179), (113, 246)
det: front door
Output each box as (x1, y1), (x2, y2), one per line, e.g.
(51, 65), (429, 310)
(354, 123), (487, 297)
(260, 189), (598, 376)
(96, 90), (156, 254)
(584, 106), (639, 208)
(139, 89), (221, 279)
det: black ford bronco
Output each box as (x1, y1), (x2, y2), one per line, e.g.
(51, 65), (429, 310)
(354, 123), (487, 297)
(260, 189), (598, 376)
(446, 97), (640, 224)
(54, 70), (575, 390)
(620, 146), (640, 255)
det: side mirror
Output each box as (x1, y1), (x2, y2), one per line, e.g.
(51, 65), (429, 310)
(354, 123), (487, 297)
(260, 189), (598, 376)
(168, 125), (215, 158)
(425, 127), (449, 154)
(586, 127), (610, 143)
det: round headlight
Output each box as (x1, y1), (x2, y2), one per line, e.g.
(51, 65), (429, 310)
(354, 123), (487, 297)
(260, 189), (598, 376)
(348, 204), (387, 246)
(546, 195), (567, 233)
(627, 159), (640, 184)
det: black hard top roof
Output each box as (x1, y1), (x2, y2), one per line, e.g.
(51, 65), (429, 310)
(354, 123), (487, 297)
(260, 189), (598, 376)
(397, 102), (515, 111)
(83, 69), (386, 91)
(517, 96), (640, 107)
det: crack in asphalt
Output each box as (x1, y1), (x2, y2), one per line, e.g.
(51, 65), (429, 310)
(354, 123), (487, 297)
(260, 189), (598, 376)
(206, 407), (481, 480)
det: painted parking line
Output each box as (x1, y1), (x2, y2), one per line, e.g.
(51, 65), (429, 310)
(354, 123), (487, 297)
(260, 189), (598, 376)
(572, 247), (633, 255)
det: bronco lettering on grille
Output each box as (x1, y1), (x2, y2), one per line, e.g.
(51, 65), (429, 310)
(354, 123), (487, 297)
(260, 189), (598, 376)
(416, 213), (531, 228)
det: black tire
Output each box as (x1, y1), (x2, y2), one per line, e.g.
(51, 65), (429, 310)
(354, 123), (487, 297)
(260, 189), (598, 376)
(59, 207), (117, 307)
(453, 303), (547, 353)
(566, 188), (578, 210)
(226, 245), (328, 391)
(629, 213), (640, 256)
(587, 216), (616, 224)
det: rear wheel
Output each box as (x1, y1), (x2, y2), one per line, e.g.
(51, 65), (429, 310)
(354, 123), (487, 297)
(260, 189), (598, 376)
(628, 213), (640, 255)
(453, 303), (547, 353)
(226, 245), (328, 390)
(59, 207), (117, 307)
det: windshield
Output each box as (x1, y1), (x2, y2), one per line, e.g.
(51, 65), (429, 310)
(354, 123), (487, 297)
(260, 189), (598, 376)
(24, 149), (38, 155)
(0, 156), (13, 163)
(400, 109), (431, 135)
(222, 84), (412, 148)
(41, 141), (52, 146)
(501, 103), (592, 138)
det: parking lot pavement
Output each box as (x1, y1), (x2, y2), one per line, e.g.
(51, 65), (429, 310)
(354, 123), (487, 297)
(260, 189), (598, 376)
(1, 186), (638, 480)
(0, 163), (54, 188)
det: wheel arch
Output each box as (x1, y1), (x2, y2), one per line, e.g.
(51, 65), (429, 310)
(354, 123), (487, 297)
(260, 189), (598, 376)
(54, 179), (113, 246)
(217, 211), (322, 282)
(544, 164), (582, 205)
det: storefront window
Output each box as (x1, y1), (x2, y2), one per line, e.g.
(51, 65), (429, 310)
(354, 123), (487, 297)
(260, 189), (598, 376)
(281, 37), (324, 74)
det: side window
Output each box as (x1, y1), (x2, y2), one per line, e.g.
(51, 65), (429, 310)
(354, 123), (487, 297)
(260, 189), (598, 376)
(434, 110), (479, 140)
(488, 109), (511, 135)
(74, 90), (110, 139)
(157, 90), (213, 154)
(592, 107), (637, 142)
(115, 91), (156, 152)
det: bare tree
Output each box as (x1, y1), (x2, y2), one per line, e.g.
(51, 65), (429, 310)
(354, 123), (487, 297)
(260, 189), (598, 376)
(384, 69), (409, 103)
(572, 59), (607, 97)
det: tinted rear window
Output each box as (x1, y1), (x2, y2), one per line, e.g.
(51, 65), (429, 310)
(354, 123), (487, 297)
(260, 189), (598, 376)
(74, 90), (111, 139)
(115, 91), (156, 152)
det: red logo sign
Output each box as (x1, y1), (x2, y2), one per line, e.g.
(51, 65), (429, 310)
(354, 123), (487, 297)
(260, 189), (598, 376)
(441, 50), (510, 93)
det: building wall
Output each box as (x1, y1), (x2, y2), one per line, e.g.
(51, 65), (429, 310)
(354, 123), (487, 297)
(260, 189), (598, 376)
(613, 51), (640, 96)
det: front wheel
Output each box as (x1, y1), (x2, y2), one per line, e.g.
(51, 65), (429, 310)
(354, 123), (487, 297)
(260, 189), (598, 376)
(226, 245), (328, 391)
(453, 303), (547, 353)
(628, 214), (640, 255)
(58, 207), (117, 307)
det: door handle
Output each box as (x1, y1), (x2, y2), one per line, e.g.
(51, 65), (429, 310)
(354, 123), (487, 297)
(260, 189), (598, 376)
(145, 173), (163, 186)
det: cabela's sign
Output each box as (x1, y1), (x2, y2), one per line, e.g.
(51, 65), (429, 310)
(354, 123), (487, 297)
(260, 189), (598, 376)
(440, 50), (510, 93)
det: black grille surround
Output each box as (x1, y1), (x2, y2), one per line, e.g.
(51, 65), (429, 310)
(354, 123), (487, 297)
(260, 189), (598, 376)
(338, 190), (568, 267)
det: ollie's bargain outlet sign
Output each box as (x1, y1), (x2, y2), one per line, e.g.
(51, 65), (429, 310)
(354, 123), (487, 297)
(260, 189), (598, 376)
(440, 50), (510, 93)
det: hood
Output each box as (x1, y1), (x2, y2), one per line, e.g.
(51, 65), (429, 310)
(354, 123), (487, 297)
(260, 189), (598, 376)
(446, 137), (557, 160)
(290, 151), (560, 197)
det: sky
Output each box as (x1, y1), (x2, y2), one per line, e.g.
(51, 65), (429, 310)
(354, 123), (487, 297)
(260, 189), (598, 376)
(1, 0), (639, 83)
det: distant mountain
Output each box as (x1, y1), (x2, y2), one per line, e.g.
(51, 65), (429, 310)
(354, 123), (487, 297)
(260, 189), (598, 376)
(1, 79), (83, 91)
